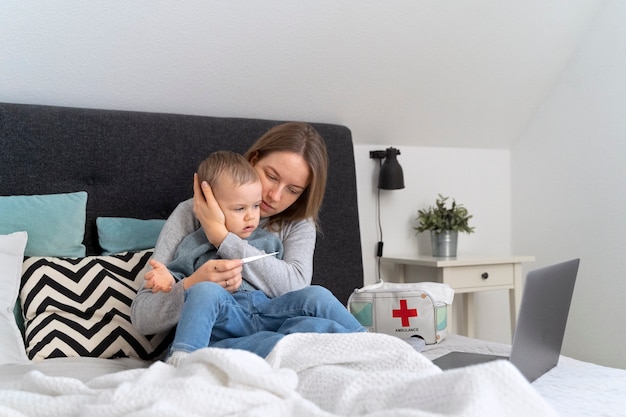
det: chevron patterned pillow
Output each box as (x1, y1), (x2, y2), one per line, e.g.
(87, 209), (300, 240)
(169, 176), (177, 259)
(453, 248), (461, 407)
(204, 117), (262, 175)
(19, 249), (172, 361)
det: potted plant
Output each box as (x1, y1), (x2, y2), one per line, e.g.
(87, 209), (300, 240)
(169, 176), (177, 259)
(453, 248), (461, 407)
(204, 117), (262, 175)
(414, 194), (475, 257)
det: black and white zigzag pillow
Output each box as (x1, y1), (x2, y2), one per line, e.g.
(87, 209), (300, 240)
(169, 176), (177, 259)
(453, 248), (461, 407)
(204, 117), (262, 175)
(20, 250), (172, 361)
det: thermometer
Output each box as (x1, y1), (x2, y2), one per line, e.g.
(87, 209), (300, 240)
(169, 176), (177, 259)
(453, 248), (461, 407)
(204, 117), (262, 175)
(241, 252), (279, 264)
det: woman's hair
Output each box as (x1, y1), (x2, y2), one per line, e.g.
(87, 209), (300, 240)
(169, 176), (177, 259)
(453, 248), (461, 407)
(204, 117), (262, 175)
(197, 150), (259, 189)
(245, 122), (328, 230)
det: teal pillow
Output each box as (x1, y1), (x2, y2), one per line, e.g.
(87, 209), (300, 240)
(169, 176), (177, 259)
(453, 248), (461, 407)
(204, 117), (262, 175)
(97, 217), (166, 255)
(0, 192), (87, 257)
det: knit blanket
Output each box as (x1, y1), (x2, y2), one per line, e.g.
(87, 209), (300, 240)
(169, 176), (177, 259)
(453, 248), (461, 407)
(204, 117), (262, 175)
(0, 333), (558, 417)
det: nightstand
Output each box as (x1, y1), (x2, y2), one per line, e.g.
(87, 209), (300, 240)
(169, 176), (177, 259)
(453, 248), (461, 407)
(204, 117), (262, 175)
(380, 255), (534, 338)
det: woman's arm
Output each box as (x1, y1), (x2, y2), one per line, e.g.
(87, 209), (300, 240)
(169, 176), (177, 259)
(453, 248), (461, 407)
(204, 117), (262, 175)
(217, 218), (316, 298)
(152, 199), (199, 264)
(130, 199), (198, 334)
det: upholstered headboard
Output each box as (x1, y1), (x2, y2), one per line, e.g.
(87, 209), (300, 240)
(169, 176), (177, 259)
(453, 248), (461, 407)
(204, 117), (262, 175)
(0, 102), (363, 304)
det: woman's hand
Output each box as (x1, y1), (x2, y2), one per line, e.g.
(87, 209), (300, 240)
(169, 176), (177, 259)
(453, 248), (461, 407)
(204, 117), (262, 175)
(183, 258), (244, 292)
(193, 173), (229, 247)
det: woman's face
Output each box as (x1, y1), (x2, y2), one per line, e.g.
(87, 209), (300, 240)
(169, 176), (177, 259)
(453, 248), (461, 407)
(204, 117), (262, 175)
(252, 151), (310, 218)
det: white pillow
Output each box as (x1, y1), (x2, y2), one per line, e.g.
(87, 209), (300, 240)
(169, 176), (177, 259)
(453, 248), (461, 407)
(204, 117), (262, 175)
(0, 231), (29, 365)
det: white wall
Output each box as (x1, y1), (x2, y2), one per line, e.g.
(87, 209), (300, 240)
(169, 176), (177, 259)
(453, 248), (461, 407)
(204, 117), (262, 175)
(354, 145), (515, 342)
(354, 145), (512, 276)
(2, 1), (622, 367)
(512, 0), (626, 368)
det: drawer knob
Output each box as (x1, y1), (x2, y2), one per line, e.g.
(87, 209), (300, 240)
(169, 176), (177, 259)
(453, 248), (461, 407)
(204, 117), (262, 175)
(481, 272), (489, 279)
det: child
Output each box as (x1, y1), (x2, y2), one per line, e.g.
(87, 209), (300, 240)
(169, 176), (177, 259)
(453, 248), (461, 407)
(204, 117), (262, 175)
(147, 150), (283, 294)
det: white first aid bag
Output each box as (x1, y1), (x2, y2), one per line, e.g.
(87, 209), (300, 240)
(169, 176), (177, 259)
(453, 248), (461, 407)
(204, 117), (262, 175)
(348, 281), (454, 344)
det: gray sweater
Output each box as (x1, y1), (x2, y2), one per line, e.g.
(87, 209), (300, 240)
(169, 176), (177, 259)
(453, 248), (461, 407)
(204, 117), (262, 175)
(130, 199), (316, 335)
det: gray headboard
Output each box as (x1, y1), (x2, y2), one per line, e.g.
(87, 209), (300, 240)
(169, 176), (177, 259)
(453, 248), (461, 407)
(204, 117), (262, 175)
(0, 102), (364, 304)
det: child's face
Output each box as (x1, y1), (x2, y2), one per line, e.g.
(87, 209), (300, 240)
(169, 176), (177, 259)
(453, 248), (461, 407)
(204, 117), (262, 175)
(212, 178), (262, 239)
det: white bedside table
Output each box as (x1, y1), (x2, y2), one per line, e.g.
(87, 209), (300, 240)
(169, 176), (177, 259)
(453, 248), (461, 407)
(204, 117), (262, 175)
(380, 255), (534, 338)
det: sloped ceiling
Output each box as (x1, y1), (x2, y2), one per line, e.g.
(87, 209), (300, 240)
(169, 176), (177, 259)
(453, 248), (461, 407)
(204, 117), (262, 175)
(392, 1), (603, 149)
(0, 1), (603, 149)
(321, 1), (604, 149)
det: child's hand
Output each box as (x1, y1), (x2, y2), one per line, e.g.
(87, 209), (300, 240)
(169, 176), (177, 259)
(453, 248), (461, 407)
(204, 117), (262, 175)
(145, 259), (175, 293)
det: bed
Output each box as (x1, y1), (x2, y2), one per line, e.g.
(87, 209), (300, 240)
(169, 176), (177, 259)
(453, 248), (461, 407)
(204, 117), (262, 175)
(1, 102), (625, 416)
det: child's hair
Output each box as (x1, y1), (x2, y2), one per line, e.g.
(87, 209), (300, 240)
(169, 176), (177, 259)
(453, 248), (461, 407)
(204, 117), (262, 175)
(197, 151), (259, 189)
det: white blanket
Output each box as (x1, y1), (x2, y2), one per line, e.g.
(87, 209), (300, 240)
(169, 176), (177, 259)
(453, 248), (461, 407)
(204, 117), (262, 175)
(0, 333), (558, 417)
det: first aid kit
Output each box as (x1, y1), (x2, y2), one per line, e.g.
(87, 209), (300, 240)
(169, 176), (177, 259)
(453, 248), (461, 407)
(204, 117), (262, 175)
(348, 281), (454, 344)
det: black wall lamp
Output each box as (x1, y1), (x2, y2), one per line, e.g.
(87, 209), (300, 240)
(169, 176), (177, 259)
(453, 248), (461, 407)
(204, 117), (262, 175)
(370, 147), (405, 280)
(369, 147), (405, 190)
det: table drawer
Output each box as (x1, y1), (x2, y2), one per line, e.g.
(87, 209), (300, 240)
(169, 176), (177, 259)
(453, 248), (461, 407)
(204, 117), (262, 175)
(443, 264), (514, 289)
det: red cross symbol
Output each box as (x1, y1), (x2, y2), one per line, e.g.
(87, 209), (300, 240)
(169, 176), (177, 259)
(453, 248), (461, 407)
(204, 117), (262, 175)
(392, 299), (418, 327)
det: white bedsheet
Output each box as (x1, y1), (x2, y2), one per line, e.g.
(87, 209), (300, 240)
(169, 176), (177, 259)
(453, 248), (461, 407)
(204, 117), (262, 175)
(0, 357), (149, 390)
(0, 332), (558, 417)
(422, 334), (626, 417)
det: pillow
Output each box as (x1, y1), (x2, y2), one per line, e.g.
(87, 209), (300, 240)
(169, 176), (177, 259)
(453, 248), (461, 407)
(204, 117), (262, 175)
(97, 217), (166, 255)
(20, 249), (172, 361)
(0, 231), (29, 365)
(0, 192), (87, 257)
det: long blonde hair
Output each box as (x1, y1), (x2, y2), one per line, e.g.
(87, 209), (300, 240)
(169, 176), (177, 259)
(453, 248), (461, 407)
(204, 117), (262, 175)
(245, 122), (328, 230)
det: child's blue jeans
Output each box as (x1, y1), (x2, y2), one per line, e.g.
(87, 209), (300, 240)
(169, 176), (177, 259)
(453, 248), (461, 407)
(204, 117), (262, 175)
(169, 283), (366, 358)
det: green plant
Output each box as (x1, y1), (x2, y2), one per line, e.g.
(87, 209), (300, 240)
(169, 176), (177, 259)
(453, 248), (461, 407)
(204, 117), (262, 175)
(414, 194), (475, 234)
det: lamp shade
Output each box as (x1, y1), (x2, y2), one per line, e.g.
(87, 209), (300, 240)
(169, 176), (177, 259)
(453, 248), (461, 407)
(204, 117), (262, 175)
(378, 147), (405, 190)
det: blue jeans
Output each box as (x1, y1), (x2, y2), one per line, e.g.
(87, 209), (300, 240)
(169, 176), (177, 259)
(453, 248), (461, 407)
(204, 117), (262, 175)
(170, 283), (365, 358)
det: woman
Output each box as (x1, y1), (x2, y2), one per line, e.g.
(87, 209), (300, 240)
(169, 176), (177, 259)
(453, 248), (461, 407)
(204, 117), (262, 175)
(130, 122), (364, 359)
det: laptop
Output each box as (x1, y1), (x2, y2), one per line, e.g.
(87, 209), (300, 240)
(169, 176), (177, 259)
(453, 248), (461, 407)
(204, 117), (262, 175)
(432, 258), (580, 382)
